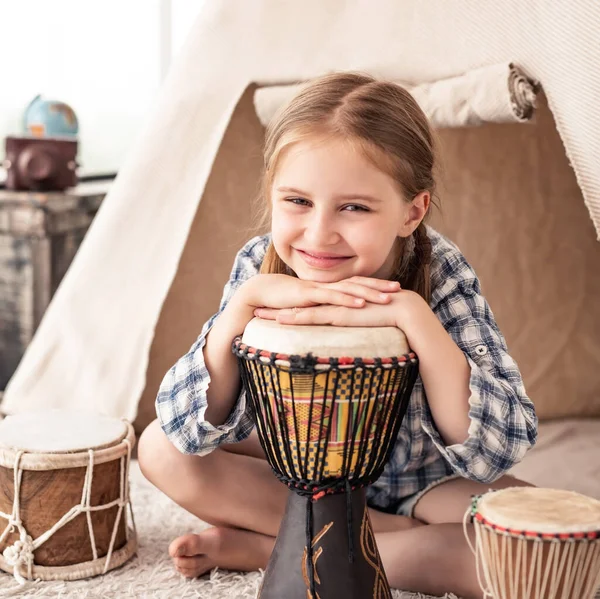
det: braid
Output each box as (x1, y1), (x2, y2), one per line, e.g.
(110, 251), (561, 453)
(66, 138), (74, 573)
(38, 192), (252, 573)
(402, 223), (432, 304)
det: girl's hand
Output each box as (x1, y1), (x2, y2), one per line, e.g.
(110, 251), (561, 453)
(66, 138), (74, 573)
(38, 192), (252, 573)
(254, 289), (426, 330)
(240, 273), (400, 312)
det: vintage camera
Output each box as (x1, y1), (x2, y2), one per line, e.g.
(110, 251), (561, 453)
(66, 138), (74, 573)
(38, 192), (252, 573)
(3, 136), (78, 192)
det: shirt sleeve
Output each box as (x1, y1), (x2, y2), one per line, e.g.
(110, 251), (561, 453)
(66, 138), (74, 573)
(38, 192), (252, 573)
(419, 244), (538, 483)
(155, 236), (268, 456)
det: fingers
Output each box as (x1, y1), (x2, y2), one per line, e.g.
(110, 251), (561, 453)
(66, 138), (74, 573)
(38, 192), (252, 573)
(256, 303), (396, 327)
(320, 280), (399, 304)
(275, 305), (389, 327)
(306, 286), (367, 308)
(255, 280), (401, 316)
(254, 306), (339, 325)
(305, 278), (400, 308)
(254, 308), (279, 320)
(276, 305), (340, 326)
(342, 277), (400, 292)
(249, 275), (400, 312)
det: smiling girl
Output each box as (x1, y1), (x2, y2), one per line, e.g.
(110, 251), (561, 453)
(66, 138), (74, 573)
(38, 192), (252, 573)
(138, 72), (538, 598)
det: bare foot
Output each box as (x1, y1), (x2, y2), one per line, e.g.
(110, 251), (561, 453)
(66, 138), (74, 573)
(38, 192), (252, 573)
(168, 527), (275, 578)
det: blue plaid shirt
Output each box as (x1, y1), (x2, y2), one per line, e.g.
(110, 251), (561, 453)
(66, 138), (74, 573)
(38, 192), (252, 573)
(156, 228), (538, 508)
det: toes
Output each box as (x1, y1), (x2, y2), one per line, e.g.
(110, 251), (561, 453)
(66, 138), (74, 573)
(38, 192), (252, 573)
(173, 555), (200, 569)
(174, 555), (214, 578)
(169, 532), (202, 558)
(169, 533), (193, 558)
(169, 530), (223, 578)
(169, 529), (223, 558)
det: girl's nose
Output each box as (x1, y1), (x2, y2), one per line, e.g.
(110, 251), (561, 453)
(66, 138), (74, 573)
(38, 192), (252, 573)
(305, 212), (340, 246)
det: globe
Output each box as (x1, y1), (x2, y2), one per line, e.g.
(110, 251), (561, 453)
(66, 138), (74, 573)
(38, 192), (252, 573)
(22, 95), (79, 138)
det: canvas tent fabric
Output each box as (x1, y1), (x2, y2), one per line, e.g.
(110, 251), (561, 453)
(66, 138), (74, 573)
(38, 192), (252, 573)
(2, 0), (600, 430)
(254, 63), (539, 129)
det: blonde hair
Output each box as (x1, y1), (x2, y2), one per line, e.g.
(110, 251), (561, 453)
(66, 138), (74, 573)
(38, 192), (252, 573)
(257, 72), (437, 303)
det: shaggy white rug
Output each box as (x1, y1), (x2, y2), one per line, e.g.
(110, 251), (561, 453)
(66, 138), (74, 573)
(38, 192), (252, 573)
(2, 458), (600, 598)
(0, 462), (458, 599)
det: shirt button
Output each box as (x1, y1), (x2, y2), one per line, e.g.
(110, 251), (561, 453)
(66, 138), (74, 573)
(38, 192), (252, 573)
(475, 345), (488, 356)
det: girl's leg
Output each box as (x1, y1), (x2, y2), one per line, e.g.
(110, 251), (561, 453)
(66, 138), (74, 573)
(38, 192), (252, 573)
(139, 420), (530, 596)
(413, 474), (533, 524)
(377, 524), (481, 598)
(137, 420), (418, 577)
(138, 420), (286, 537)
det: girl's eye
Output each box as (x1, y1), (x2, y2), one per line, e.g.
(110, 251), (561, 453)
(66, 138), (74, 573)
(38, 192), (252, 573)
(286, 197), (311, 206)
(283, 198), (369, 212)
(342, 204), (370, 212)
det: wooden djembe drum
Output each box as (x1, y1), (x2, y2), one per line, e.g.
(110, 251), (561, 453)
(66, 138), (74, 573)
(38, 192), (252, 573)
(0, 410), (137, 584)
(232, 318), (419, 599)
(466, 487), (600, 599)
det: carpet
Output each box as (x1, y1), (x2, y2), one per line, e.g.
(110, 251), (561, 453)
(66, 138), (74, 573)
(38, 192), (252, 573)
(0, 461), (457, 598)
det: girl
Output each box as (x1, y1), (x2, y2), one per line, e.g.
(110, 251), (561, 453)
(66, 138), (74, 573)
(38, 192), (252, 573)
(138, 72), (537, 599)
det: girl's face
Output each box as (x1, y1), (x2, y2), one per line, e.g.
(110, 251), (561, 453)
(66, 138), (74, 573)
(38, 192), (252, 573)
(270, 135), (428, 283)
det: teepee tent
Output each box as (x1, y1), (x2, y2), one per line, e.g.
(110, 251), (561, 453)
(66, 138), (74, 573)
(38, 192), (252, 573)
(3, 0), (600, 432)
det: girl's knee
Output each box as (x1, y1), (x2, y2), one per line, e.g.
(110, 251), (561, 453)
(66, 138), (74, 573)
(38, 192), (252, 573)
(138, 419), (177, 481)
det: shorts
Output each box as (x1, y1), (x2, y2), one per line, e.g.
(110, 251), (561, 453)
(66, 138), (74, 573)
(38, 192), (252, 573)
(389, 473), (462, 518)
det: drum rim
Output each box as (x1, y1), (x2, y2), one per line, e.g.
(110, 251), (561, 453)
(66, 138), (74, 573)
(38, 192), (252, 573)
(0, 420), (135, 470)
(473, 512), (600, 540)
(232, 336), (418, 369)
(472, 487), (600, 538)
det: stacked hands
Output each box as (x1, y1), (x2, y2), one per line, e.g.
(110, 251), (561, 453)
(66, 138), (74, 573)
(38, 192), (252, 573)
(243, 274), (428, 330)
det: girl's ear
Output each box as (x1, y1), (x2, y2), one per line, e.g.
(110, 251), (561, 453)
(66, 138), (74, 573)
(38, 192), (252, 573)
(398, 191), (430, 236)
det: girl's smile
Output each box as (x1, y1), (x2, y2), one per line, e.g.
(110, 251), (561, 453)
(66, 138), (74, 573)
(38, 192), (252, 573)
(293, 247), (354, 269)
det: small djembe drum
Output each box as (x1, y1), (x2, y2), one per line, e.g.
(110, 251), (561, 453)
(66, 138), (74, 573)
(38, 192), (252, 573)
(0, 410), (137, 584)
(465, 487), (600, 599)
(232, 318), (419, 599)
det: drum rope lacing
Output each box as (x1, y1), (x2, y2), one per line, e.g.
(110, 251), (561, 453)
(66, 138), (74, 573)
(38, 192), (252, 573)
(0, 430), (137, 585)
(463, 493), (600, 599)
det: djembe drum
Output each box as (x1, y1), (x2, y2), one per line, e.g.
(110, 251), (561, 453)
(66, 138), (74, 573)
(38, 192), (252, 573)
(232, 318), (419, 599)
(465, 487), (600, 599)
(0, 410), (137, 584)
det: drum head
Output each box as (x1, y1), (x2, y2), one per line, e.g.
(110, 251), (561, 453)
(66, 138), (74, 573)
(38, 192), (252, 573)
(241, 317), (411, 357)
(0, 410), (128, 453)
(477, 487), (600, 535)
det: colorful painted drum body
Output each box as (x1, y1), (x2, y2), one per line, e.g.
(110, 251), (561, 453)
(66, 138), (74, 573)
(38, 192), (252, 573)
(250, 361), (401, 483)
(0, 410), (137, 583)
(467, 487), (600, 599)
(233, 318), (419, 599)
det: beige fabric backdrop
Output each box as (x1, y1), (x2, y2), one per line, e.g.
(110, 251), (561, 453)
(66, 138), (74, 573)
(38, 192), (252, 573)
(3, 0), (600, 429)
(431, 96), (600, 423)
